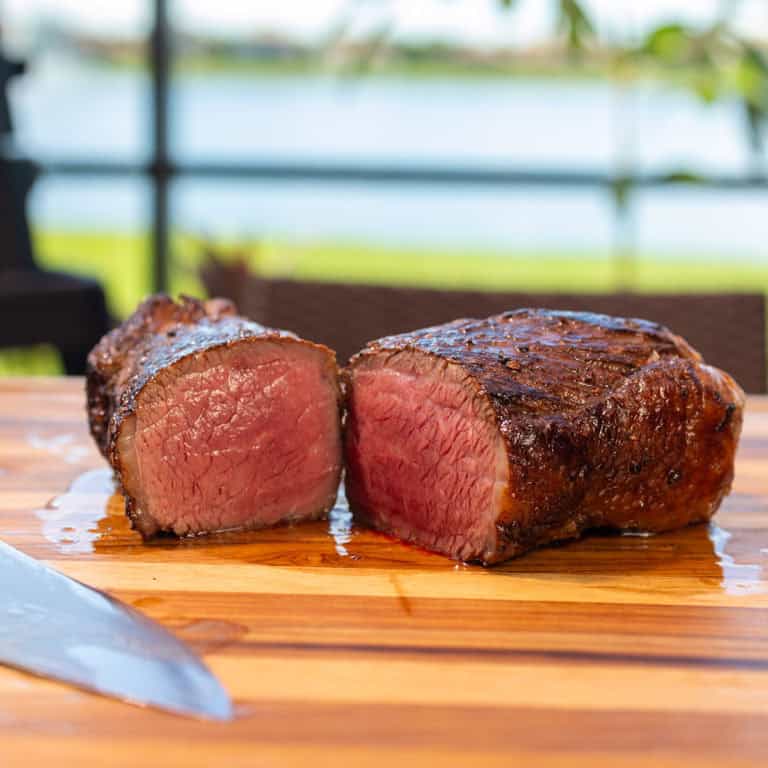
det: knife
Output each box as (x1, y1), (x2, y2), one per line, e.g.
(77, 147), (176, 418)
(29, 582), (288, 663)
(0, 540), (232, 720)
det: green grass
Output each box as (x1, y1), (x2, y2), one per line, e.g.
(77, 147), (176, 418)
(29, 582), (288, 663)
(33, 230), (153, 318)
(169, 56), (614, 81)
(174, 235), (768, 298)
(95, 52), (610, 81)
(92, 51), (694, 84)
(2, 228), (766, 375)
(0, 345), (65, 376)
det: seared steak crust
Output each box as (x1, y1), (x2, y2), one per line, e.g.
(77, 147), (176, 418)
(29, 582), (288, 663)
(87, 294), (342, 537)
(344, 309), (745, 563)
(87, 294), (246, 464)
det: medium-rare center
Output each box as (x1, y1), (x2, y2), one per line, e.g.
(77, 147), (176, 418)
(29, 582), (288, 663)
(87, 294), (342, 538)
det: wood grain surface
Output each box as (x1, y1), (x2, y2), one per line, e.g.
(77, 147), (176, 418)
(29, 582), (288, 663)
(1, 377), (767, 767)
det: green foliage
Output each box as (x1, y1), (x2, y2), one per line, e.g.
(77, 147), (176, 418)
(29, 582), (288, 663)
(641, 24), (690, 63)
(637, 28), (768, 156)
(496, 0), (768, 258)
(495, 0), (768, 165)
(556, 0), (594, 53)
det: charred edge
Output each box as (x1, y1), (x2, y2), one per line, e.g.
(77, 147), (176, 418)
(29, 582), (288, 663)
(685, 359), (706, 404)
(491, 510), (589, 566)
(667, 468), (683, 485)
(715, 403), (737, 433)
(85, 364), (112, 459)
(121, 486), (159, 539)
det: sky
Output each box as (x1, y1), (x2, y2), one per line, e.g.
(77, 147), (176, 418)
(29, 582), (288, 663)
(1, 0), (766, 45)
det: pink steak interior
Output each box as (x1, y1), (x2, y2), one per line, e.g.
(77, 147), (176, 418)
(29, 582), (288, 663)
(119, 340), (341, 536)
(345, 350), (508, 561)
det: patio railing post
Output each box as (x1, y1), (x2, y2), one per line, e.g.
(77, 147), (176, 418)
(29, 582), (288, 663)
(150, 0), (170, 294)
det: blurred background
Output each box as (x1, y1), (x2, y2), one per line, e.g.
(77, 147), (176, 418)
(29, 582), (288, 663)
(1, 0), (767, 388)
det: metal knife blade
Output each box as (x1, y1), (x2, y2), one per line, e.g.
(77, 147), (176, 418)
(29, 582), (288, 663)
(0, 540), (232, 720)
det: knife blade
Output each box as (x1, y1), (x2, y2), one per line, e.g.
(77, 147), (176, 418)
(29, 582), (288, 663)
(0, 540), (232, 720)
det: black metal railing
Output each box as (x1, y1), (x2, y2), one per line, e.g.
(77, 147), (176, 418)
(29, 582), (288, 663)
(149, 0), (171, 294)
(35, 0), (768, 293)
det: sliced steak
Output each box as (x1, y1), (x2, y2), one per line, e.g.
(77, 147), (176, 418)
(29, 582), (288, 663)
(343, 309), (745, 564)
(87, 294), (342, 538)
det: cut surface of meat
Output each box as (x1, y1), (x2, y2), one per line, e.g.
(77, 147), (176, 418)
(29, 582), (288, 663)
(345, 353), (508, 561)
(343, 309), (745, 564)
(87, 294), (342, 538)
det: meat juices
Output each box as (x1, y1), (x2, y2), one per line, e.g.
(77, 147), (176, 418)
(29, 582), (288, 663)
(87, 295), (342, 538)
(343, 309), (745, 564)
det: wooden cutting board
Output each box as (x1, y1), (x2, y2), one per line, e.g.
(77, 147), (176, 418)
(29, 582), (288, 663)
(1, 377), (767, 767)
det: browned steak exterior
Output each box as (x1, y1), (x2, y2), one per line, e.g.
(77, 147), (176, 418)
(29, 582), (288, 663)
(87, 294), (343, 538)
(87, 294), (238, 461)
(343, 309), (745, 564)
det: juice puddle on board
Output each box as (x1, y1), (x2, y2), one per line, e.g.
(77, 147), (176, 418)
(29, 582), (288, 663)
(709, 523), (767, 595)
(35, 468), (131, 554)
(33, 469), (767, 589)
(34, 468), (365, 559)
(328, 482), (362, 560)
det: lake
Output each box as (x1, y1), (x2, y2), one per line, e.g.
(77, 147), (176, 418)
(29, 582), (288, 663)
(9, 58), (768, 258)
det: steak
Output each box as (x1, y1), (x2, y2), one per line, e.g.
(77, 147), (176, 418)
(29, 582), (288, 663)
(87, 294), (342, 538)
(343, 309), (745, 564)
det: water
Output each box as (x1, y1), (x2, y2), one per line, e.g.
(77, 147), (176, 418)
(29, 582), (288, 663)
(9, 59), (768, 255)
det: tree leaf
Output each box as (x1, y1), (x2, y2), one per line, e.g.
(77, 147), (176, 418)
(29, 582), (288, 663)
(743, 43), (768, 74)
(641, 23), (690, 64)
(693, 72), (719, 103)
(557, 0), (595, 52)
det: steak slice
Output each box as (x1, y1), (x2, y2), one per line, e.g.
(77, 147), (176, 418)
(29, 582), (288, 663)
(87, 294), (342, 538)
(343, 309), (745, 564)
